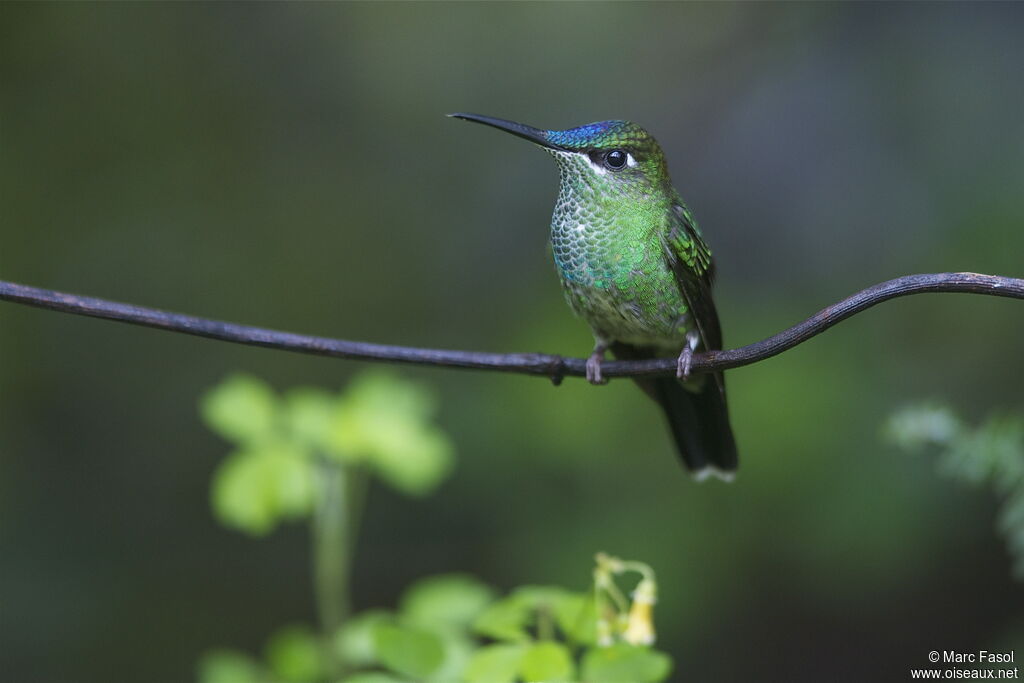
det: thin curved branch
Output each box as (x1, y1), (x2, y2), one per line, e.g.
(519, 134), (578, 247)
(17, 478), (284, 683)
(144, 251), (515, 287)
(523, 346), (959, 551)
(0, 272), (1021, 383)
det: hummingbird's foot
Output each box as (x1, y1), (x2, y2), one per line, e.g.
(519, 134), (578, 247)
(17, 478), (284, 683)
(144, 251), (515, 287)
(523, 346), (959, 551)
(676, 346), (693, 381)
(586, 344), (608, 385)
(676, 331), (701, 381)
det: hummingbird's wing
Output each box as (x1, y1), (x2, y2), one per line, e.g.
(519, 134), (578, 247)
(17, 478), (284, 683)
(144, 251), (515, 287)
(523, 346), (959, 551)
(607, 201), (738, 477)
(662, 201), (721, 352)
(642, 199), (738, 476)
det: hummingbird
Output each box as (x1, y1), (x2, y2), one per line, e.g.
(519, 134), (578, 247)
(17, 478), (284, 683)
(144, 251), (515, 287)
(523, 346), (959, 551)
(451, 113), (738, 480)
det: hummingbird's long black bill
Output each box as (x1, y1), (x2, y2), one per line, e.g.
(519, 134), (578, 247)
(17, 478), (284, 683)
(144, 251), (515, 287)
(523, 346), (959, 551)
(448, 112), (564, 150)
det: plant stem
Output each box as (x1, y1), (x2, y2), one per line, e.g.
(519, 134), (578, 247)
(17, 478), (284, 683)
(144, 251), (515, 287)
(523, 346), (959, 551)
(312, 459), (367, 678)
(537, 605), (555, 641)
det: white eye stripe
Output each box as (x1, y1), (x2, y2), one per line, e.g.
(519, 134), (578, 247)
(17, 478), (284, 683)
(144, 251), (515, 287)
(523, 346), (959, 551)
(584, 155), (608, 175)
(582, 152), (635, 174)
(563, 150), (636, 175)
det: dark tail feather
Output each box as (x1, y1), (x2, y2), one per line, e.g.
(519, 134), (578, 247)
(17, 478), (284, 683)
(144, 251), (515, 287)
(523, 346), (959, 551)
(650, 374), (738, 479)
(611, 342), (738, 480)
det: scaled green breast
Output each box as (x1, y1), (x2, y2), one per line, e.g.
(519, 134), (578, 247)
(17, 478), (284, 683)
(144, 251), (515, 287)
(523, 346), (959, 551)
(548, 153), (690, 344)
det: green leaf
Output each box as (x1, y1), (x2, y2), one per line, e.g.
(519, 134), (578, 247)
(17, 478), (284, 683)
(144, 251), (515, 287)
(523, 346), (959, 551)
(330, 373), (435, 461)
(424, 631), (475, 683)
(197, 649), (262, 683)
(942, 415), (1024, 487)
(338, 674), (411, 683)
(472, 596), (530, 643)
(508, 585), (573, 607)
(883, 403), (962, 452)
(372, 623), (444, 679)
(512, 586), (589, 639)
(330, 372), (454, 495)
(392, 575), (492, 683)
(210, 444), (314, 535)
(399, 574), (496, 630)
(343, 371), (435, 422)
(265, 624), (325, 683)
(473, 585), (586, 644)
(461, 644), (525, 683)
(581, 644), (673, 683)
(201, 374), (279, 445)
(283, 387), (338, 452)
(520, 641), (574, 682)
(335, 609), (394, 668)
(367, 427), (454, 496)
(552, 593), (597, 646)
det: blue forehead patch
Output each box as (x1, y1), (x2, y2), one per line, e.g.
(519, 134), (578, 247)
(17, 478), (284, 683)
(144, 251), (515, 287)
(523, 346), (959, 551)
(545, 121), (635, 149)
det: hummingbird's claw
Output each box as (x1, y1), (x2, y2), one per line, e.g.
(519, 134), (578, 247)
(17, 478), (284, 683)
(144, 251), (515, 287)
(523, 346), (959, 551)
(676, 346), (693, 381)
(677, 330), (701, 382)
(586, 350), (608, 385)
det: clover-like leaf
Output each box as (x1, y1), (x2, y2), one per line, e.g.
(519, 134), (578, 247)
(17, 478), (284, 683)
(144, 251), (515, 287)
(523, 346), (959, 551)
(581, 643), (673, 683)
(283, 386), (338, 453)
(473, 585), (586, 644)
(330, 372), (454, 495)
(335, 609), (394, 668)
(399, 574), (496, 631)
(210, 443), (314, 535)
(201, 374), (279, 445)
(472, 596), (531, 643)
(424, 630), (476, 683)
(265, 624), (325, 683)
(509, 585), (580, 614)
(372, 622), (445, 679)
(367, 427), (454, 496)
(461, 643), (525, 683)
(341, 371), (435, 424)
(197, 649), (263, 683)
(552, 592), (597, 646)
(520, 641), (574, 682)
(339, 674), (411, 683)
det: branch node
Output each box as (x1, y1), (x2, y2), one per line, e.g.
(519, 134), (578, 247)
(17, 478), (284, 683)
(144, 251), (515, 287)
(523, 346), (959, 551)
(548, 355), (567, 386)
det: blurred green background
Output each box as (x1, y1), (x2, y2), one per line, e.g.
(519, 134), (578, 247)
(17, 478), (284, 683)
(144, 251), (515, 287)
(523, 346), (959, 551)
(2, 3), (1023, 681)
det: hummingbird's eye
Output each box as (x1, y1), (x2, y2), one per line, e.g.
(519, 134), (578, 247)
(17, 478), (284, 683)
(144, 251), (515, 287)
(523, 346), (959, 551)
(604, 149), (628, 170)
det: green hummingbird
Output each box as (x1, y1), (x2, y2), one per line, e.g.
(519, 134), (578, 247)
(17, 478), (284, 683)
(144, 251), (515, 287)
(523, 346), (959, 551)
(451, 113), (738, 480)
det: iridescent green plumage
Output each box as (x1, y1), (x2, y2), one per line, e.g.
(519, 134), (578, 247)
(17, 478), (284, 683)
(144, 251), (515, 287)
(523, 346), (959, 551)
(452, 113), (738, 479)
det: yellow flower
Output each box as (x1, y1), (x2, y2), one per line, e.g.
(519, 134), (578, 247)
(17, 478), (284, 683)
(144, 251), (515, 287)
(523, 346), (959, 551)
(622, 578), (657, 646)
